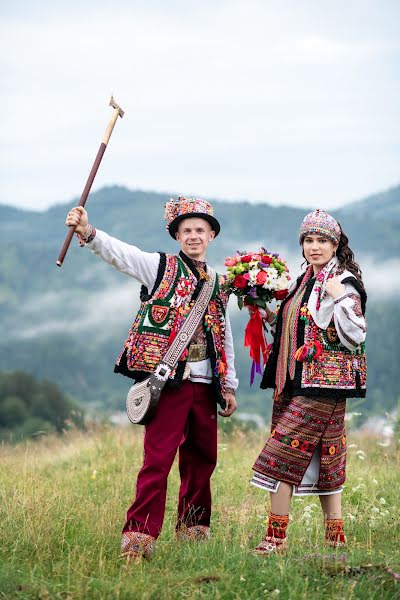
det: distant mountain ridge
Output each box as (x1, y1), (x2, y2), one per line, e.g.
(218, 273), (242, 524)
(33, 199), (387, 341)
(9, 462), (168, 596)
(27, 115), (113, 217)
(341, 184), (400, 223)
(0, 184), (399, 418)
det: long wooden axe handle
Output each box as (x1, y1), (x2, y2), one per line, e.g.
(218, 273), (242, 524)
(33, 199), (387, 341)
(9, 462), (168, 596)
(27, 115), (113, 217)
(56, 96), (125, 267)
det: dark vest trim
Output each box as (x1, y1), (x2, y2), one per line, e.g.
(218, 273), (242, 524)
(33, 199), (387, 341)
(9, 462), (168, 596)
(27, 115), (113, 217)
(140, 252), (167, 302)
(115, 252), (168, 382)
(341, 276), (367, 314)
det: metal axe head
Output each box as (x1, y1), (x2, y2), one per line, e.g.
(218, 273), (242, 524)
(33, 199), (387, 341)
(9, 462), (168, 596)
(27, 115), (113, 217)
(109, 96), (125, 118)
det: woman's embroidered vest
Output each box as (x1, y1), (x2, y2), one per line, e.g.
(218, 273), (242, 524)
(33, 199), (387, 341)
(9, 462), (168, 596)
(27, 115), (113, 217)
(115, 253), (230, 400)
(299, 308), (366, 395)
(262, 273), (367, 399)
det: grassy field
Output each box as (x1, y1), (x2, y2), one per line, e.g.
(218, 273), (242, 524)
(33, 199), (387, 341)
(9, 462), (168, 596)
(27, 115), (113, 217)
(0, 425), (399, 600)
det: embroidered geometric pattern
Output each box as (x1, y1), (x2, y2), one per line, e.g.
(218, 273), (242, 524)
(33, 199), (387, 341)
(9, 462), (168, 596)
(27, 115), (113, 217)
(276, 268), (313, 394)
(251, 467), (344, 496)
(121, 532), (156, 559)
(301, 317), (367, 391)
(254, 512), (289, 555)
(253, 391), (347, 490)
(325, 518), (346, 547)
(176, 525), (211, 542)
(262, 266), (367, 399)
(116, 255), (230, 393)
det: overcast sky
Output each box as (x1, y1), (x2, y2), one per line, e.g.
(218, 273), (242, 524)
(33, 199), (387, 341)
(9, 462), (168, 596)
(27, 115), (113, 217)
(1, 0), (399, 211)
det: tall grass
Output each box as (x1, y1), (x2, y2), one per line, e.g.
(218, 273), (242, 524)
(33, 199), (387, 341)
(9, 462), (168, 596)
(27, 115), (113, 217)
(1, 425), (399, 599)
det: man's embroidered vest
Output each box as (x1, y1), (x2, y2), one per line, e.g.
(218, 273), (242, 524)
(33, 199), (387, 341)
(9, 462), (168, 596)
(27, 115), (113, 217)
(115, 253), (230, 401)
(262, 273), (367, 399)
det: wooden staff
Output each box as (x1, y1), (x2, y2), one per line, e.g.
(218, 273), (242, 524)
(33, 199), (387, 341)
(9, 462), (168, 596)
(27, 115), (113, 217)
(56, 96), (125, 267)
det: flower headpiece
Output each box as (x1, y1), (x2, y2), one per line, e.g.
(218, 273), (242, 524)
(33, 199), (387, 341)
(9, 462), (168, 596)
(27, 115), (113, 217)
(299, 209), (341, 245)
(164, 196), (221, 239)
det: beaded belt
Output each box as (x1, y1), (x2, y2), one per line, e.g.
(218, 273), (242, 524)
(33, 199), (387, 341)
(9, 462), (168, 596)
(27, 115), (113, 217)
(187, 343), (209, 362)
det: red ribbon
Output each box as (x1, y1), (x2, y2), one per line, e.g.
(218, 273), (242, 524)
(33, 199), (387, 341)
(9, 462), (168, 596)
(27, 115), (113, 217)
(244, 306), (268, 384)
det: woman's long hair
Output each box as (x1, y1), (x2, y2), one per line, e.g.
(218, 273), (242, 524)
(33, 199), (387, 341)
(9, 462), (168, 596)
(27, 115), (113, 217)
(301, 223), (365, 291)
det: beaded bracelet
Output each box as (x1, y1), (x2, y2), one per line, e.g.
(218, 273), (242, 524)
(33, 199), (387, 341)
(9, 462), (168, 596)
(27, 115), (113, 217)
(77, 224), (96, 247)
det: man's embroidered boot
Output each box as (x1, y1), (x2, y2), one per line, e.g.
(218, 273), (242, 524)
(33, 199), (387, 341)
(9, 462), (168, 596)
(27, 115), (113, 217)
(176, 524), (211, 542)
(254, 512), (289, 555)
(121, 532), (156, 561)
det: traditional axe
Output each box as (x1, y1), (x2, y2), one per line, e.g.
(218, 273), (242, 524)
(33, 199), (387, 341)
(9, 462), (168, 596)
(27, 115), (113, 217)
(56, 96), (125, 267)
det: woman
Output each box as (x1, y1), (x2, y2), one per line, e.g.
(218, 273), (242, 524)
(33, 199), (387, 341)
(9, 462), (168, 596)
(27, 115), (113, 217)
(251, 209), (367, 555)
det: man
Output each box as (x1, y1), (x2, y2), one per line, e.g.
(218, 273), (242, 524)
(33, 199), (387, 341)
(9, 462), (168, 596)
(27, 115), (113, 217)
(66, 196), (238, 560)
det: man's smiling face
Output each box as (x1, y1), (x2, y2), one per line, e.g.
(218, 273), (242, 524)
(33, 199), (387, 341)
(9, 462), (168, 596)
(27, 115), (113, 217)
(175, 217), (215, 261)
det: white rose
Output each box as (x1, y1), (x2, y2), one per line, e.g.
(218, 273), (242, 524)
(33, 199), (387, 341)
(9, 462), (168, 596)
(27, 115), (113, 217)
(276, 275), (289, 290)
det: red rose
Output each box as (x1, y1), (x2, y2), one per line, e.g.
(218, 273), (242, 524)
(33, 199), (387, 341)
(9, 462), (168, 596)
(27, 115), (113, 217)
(261, 255), (273, 264)
(274, 289), (288, 300)
(256, 271), (268, 285)
(241, 254), (252, 263)
(234, 275), (248, 289)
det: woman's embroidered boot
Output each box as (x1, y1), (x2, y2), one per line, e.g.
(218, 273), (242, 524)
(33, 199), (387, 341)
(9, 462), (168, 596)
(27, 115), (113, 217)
(324, 518), (346, 547)
(254, 512), (289, 555)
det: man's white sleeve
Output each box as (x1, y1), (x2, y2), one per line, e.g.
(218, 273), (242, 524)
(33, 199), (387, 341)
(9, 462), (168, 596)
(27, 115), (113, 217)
(86, 229), (160, 290)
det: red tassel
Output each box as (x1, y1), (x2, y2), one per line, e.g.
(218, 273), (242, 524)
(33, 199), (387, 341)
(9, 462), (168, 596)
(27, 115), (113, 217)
(244, 306), (268, 367)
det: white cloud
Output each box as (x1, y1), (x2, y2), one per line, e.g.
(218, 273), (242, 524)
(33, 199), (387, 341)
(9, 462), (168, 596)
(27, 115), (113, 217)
(1, 0), (400, 209)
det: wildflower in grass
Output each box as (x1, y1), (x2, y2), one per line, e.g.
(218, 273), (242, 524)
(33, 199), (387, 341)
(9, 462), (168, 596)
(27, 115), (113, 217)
(355, 449), (365, 456)
(348, 443), (358, 449)
(379, 497), (386, 505)
(347, 513), (356, 521)
(371, 507), (380, 514)
(351, 483), (366, 492)
(373, 479), (378, 485)
(91, 470), (97, 480)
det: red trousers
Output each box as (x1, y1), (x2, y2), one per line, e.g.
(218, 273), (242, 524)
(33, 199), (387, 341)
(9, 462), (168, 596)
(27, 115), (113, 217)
(122, 381), (218, 539)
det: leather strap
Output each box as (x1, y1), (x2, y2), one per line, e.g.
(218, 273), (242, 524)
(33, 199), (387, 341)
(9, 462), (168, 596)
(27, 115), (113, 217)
(149, 268), (216, 392)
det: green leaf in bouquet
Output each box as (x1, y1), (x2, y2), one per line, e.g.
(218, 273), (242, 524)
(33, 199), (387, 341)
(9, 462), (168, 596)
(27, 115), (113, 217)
(244, 297), (256, 306)
(238, 297), (244, 310)
(254, 298), (267, 308)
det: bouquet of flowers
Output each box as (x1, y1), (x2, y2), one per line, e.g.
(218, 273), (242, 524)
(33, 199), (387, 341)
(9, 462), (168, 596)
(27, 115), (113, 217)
(224, 248), (290, 383)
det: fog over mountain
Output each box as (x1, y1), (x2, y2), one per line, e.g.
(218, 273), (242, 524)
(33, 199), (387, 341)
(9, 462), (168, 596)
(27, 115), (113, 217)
(1, 184), (399, 419)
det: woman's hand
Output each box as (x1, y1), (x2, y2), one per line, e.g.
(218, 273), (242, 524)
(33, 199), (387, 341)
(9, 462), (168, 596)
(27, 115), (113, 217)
(325, 277), (346, 300)
(65, 206), (89, 235)
(248, 305), (275, 324)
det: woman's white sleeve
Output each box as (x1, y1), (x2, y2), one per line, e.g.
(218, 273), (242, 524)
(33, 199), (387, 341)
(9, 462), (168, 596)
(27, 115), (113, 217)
(333, 283), (367, 350)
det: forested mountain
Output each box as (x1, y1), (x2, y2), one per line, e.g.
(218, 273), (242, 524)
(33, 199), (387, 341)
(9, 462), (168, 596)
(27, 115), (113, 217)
(0, 185), (399, 420)
(341, 184), (400, 224)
